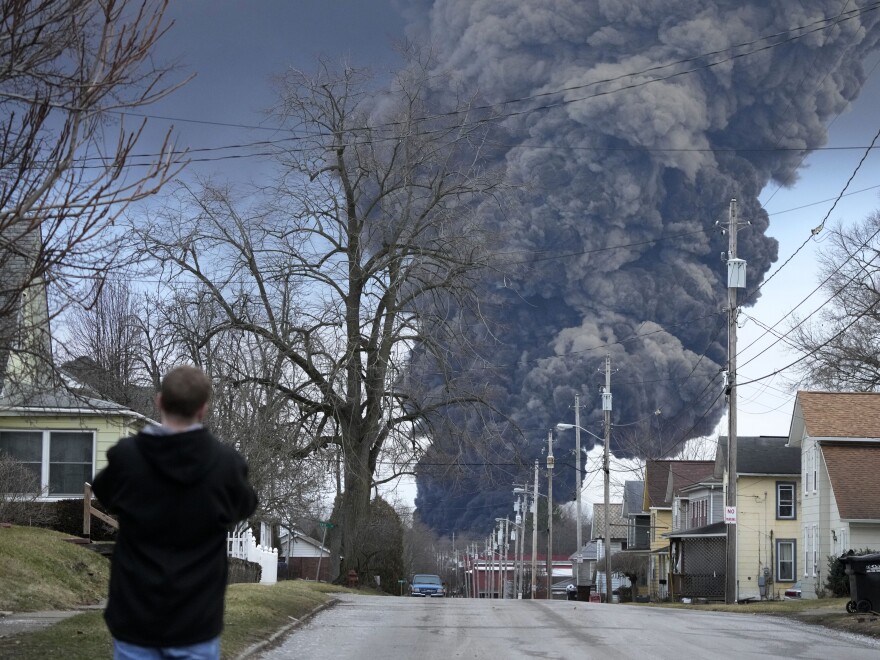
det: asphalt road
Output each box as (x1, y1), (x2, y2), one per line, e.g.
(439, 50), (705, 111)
(259, 594), (880, 659)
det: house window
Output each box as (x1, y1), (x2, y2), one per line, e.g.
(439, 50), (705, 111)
(0, 430), (94, 496)
(812, 524), (819, 577)
(776, 539), (796, 582)
(804, 445), (811, 494)
(803, 525), (810, 577)
(812, 445), (818, 494)
(776, 482), (796, 519)
(841, 527), (849, 554)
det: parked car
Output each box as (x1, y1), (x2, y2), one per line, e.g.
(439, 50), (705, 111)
(784, 581), (802, 599)
(410, 574), (446, 597)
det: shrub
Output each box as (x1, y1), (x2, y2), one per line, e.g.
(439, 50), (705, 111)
(825, 548), (878, 597)
(0, 456), (54, 526)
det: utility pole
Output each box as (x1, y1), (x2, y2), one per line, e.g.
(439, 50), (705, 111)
(574, 393), (583, 587)
(724, 197), (747, 604)
(603, 354), (613, 603)
(531, 459), (539, 599)
(503, 518), (509, 598)
(546, 430), (554, 599)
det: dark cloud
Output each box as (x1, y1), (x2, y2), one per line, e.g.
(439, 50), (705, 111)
(405, 0), (880, 533)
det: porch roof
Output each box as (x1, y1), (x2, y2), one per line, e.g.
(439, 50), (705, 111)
(663, 521), (726, 539)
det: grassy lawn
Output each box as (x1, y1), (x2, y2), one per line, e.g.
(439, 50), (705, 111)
(0, 526), (110, 611)
(0, 524), (367, 659)
(635, 597), (849, 614)
(0, 581), (356, 660)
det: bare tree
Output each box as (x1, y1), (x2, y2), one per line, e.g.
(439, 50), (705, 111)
(61, 279), (155, 412)
(789, 211), (880, 391)
(609, 550), (648, 601)
(0, 455), (52, 525)
(0, 0), (185, 389)
(126, 58), (504, 580)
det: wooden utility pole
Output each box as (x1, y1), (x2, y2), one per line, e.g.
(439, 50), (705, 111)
(546, 430), (554, 599)
(531, 459), (539, 599)
(603, 355), (613, 603)
(724, 198), (747, 604)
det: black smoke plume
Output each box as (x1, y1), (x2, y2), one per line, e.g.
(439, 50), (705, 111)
(400, 0), (880, 534)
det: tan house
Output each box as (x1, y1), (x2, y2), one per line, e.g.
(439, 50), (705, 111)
(787, 391), (880, 599)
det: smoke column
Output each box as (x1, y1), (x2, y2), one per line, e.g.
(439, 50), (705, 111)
(401, 0), (880, 533)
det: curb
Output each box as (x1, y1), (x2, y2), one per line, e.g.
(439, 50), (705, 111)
(234, 597), (339, 659)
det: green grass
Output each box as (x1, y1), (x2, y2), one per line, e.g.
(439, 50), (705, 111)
(0, 612), (110, 660)
(0, 580), (357, 660)
(0, 525), (110, 611)
(635, 597), (849, 614)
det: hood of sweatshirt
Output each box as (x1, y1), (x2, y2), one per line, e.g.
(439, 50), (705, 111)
(134, 426), (219, 485)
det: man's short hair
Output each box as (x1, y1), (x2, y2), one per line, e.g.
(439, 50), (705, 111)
(159, 366), (212, 418)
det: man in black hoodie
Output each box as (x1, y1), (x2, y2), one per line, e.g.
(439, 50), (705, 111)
(93, 366), (258, 660)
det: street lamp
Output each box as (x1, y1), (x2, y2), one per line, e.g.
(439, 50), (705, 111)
(556, 420), (609, 601)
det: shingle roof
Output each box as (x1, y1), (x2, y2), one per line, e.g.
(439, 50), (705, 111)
(798, 391), (880, 439)
(592, 502), (626, 539)
(570, 540), (599, 561)
(822, 443), (880, 520)
(664, 521), (726, 538)
(644, 460), (715, 509)
(717, 436), (800, 475)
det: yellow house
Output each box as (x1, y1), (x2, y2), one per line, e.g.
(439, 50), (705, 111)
(0, 390), (147, 500)
(0, 272), (147, 500)
(720, 436), (801, 601)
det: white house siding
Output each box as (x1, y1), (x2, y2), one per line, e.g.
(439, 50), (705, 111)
(736, 476), (801, 601)
(800, 437), (834, 599)
(850, 523), (880, 551)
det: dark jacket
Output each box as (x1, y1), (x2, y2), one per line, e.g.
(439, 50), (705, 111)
(92, 426), (258, 647)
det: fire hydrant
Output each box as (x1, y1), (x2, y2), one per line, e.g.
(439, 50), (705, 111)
(347, 569), (359, 588)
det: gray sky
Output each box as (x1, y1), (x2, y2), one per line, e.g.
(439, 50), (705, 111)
(135, 2), (880, 507)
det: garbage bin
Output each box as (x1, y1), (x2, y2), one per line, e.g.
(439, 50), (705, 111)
(577, 585), (592, 602)
(840, 552), (880, 613)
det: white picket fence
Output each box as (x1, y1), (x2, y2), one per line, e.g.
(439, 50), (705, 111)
(227, 529), (278, 584)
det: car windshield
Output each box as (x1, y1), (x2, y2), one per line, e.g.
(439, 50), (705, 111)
(413, 575), (441, 585)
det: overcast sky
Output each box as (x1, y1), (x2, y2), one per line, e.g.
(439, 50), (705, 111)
(138, 2), (880, 507)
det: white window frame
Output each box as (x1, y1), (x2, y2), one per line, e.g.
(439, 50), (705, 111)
(803, 446), (811, 495)
(804, 525), (810, 577)
(841, 527), (849, 554)
(812, 445), (818, 494)
(812, 524), (819, 577)
(0, 429), (96, 499)
(776, 539), (796, 582)
(776, 482), (796, 519)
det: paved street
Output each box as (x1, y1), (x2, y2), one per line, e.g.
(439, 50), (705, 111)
(260, 595), (880, 659)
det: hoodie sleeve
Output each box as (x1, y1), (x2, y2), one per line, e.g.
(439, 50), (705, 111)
(91, 444), (120, 514)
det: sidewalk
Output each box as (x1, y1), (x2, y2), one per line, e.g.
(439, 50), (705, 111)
(0, 602), (104, 638)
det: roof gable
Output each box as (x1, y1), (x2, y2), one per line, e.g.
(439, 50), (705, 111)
(645, 460), (715, 508)
(592, 502), (626, 539)
(797, 391), (880, 439)
(822, 443), (880, 520)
